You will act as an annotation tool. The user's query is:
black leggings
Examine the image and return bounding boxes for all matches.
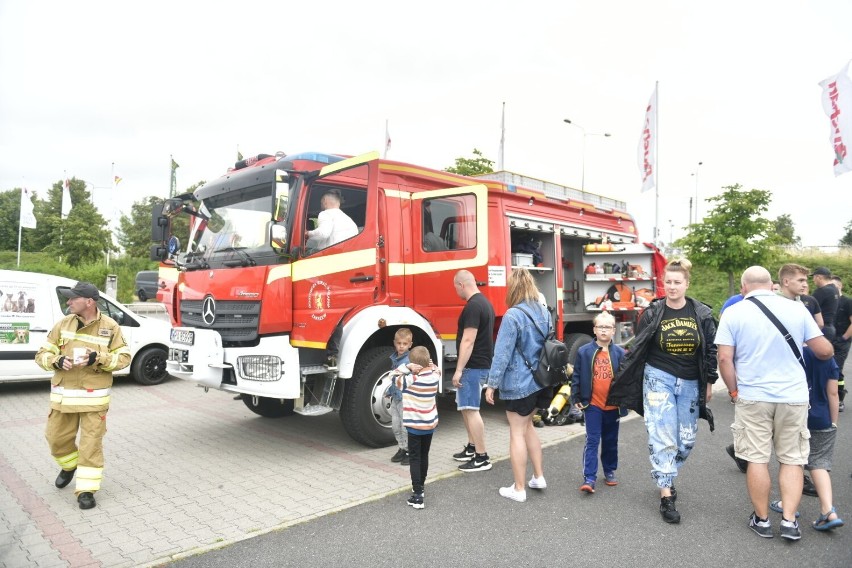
[408,432,433,494]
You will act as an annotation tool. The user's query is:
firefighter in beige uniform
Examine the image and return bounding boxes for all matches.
[35,282,130,510]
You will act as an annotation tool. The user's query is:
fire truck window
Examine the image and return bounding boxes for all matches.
[425,194,476,251]
[304,185,364,253]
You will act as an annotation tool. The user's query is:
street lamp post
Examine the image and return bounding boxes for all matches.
[563,119,611,191]
[691,161,703,224]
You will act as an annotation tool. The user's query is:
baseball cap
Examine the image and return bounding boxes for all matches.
[809,267,831,278]
[60,282,100,300]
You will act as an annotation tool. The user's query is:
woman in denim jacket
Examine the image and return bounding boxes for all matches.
[485,268,553,503]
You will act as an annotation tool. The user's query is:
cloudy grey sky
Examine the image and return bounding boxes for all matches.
[1,0,850,246]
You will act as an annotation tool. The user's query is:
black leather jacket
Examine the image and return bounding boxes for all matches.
[606,297,718,431]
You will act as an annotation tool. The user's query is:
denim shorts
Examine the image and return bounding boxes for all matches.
[456,368,488,410]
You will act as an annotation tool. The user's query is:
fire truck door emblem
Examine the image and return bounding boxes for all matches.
[308,280,330,321]
[202,295,216,326]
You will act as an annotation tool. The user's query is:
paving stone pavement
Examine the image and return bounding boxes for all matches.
[0,377,595,567]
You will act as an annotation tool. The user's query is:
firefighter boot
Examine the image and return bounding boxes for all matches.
[55,468,76,489]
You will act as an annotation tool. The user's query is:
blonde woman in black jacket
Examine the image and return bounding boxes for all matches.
[607,259,718,524]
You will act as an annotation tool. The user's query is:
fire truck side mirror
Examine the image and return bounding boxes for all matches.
[150,243,168,261]
[151,202,169,243]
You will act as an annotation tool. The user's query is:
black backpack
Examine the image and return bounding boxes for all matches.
[514,306,570,388]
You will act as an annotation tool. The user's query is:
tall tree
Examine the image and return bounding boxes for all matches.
[841,220,852,247]
[445,149,494,176]
[773,213,800,246]
[29,179,114,267]
[0,188,40,251]
[676,184,778,295]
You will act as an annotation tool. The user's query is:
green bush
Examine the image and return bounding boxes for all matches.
[687,249,852,317]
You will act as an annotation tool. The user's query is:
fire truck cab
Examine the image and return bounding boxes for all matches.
[152,151,663,447]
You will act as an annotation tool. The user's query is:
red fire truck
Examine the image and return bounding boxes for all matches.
[151,151,664,447]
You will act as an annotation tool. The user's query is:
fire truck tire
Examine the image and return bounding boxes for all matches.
[564,333,593,366]
[131,346,169,385]
[240,394,295,418]
[340,346,396,448]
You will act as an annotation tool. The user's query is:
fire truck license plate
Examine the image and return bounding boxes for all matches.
[171,329,195,346]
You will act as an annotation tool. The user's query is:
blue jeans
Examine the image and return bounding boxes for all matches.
[456,368,488,410]
[582,405,620,482]
[642,364,699,489]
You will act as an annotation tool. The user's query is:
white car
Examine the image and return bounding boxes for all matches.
[0,270,172,385]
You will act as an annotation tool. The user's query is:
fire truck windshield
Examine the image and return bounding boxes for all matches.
[184,184,281,269]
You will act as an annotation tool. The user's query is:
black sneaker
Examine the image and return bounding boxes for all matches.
[726,444,748,474]
[459,455,492,472]
[452,443,475,462]
[749,512,773,538]
[780,518,801,541]
[407,492,424,509]
[400,452,410,466]
[660,496,680,523]
[669,486,677,502]
[803,474,818,497]
[390,448,407,463]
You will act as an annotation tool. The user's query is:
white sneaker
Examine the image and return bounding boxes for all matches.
[499,485,527,502]
[528,475,547,489]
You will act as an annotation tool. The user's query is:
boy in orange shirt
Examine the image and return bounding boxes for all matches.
[570,312,627,493]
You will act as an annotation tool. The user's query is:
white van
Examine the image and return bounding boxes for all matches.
[0,270,172,385]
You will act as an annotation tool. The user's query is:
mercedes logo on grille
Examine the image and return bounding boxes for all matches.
[201,295,216,326]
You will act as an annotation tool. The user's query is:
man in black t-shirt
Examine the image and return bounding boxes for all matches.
[811,267,839,341]
[450,270,496,472]
[831,276,851,410]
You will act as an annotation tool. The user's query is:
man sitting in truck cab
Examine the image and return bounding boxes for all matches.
[305,189,358,250]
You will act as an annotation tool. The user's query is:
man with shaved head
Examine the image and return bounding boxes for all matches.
[716,266,834,541]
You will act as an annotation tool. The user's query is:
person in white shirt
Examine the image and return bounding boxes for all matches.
[305,190,358,250]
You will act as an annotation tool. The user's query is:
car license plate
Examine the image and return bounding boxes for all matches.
[171,329,195,346]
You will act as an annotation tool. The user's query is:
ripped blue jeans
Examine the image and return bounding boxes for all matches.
[642,364,699,489]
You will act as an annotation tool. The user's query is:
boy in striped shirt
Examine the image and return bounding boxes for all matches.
[396,345,439,509]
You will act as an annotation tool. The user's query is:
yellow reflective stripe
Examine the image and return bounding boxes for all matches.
[54,451,79,469]
[75,466,103,492]
[59,330,110,347]
[267,265,292,285]
[40,342,60,354]
[292,248,375,281]
[60,396,110,406]
[290,339,327,349]
[318,151,378,177]
[383,189,410,200]
[51,386,111,397]
[101,353,120,371]
[50,393,63,403]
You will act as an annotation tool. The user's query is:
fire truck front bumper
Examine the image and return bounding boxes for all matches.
[167,327,226,389]
[166,328,301,398]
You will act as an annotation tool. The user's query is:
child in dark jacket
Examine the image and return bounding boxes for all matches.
[571,312,626,493]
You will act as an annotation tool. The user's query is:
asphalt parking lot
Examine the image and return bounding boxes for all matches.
[0,376,591,568]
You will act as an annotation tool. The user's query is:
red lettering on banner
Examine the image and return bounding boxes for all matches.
[642,105,653,180]
[828,81,847,166]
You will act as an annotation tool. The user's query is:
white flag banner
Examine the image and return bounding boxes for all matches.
[819,60,852,177]
[638,86,657,193]
[61,178,72,218]
[384,120,391,158]
[20,187,37,229]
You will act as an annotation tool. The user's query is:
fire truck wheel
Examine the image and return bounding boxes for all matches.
[240,394,295,418]
[131,346,169,386]
[564,333,593,367]
[340,346,396,448]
